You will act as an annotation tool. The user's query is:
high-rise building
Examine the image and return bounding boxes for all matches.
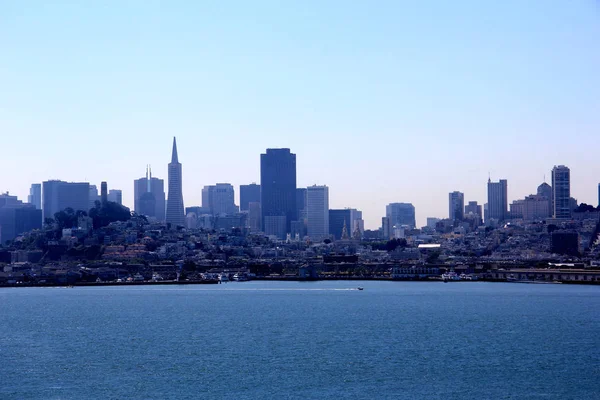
[89,185,100,210]
[509,195,550,221]
[42,180,90,221]
[100,182,108,204]
[598,183,600,208]
[0,193,42,243]
[134,166,166,221]
[537,182,553,217]
[108,190,122,205]
[385,203,416,229]
[28,184,42,210]
[306,185,329,241]
[166,137,185,227]
[487,179,508,222]
[260,148,297,238]
[329,208,363,240]
[247,202,262,232]
[240,183,261,211]
[551,165,571,219]
[202,184,238,215]
[464,201,482,219]
[449,191,465,221]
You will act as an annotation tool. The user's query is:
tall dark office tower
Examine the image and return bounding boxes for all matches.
[240,183,261,211]
[487,179,508,222]
[260,148,297,238]
[551,165,571,219]
[100,182,108,204]
[166,137,185,227]
[134,166,166,220]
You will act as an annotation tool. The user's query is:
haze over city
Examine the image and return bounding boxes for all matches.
[1,1,599,228]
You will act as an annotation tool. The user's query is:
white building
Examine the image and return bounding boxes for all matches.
[306,185,329,241]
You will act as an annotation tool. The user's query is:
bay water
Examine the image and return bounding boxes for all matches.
[1,281,599,399]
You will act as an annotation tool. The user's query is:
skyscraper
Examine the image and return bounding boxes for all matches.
[134,166,166,220]
[260,148,297,239]
[385,203,416,229]
[0,193,42,243]
[202,184,238,215]
[487,179,508,222]
[100,182,108,204]
[28,184,41,209]
[537,182,553,217]
[448,191,465,221]
[598,183,600,208]
[306,185,329,241]
[108,190,122,205]
[552,165,571,219]
[166,137,185,227]
[42,180,90,221]
[240,183,261,211]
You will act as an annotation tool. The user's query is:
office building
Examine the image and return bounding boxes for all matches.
[28,184,41,209]
[306,185,329,241]
[464,201,482,218]
[0,194,42,243]
[510,195,550,220]
[449,191,464,221]
[382,217,391,239]
[100,182,108,204]
[385,203,416,229]
[42,180,90,221]
[108,190,122,205]
[329,208,363,240]
[202,184,238,215]
[260,148,297,238]
[426,217,440,229]
[487,179,508,222]
[247,202,262,232]
[166,137,185,227]
[89,185,100,209]
[134,166,166,221]
[552,165,571,219]
[240,184,260,211]
[598,183,600,208]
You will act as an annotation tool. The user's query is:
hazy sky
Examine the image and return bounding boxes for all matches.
[1,1,599,229]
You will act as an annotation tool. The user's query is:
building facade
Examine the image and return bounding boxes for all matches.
[134,166,166,221]
[166,137,185,227]
[42,180,90,221]
[108,190,122,205]
[449,191,465,221]
[551,165,571,219]
[202,184,238,215]
[0,194,42,243]
[487,179,508,222]
[240,183,261,211]
[28,184,42,210]
[260,148,297,238]
[306,185,329,241]
[386,203,416,229]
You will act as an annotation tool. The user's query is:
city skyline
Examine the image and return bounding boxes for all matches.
[1,1,599,228]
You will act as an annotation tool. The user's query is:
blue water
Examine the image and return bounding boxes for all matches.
[1,281,599,399]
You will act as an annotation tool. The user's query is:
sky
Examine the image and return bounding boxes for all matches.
[1,1,599,229]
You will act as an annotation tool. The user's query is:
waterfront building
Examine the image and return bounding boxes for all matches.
[166,137,185,227]
[28,184,41,210]
[386,203,416,229]
[42,180,90,221]
[202,184,238,215]
[240,183,260,211]
[134,166,166,221]
[260,148,297,238]
[551,165,571,219]
[306,185,329,241]
[449,191,464,221]
[108,190,122,205]
[487,179,508,222]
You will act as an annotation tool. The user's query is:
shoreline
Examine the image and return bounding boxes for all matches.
[1,277,599,289]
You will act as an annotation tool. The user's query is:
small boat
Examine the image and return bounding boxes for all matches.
[357,287,364,291]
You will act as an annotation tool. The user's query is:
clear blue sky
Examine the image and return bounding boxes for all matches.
[1,1,599,228]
